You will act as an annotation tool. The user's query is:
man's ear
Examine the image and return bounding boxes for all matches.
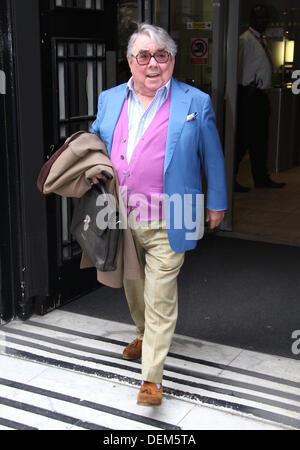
[127,55,133,72]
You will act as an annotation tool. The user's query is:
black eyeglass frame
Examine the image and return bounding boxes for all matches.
[131,50,171,65]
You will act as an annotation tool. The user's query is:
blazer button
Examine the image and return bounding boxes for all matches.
[122,138,126,143]
[120,155,125,160]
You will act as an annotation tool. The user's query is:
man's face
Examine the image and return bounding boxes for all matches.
[127,34,175,96]
[253,7,269,33]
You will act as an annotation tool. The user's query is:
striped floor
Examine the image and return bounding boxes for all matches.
[0,310,300,430]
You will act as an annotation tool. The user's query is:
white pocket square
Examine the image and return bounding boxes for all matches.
[186,112,198,121]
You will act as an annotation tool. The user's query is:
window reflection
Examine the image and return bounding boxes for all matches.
[54,38,105,260]
[56,39,105,134]
[117,0,139,84]
[234,1,300,245]
[54,0,103,9]
[169,0,213,94]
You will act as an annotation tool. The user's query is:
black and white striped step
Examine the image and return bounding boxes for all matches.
[0,311,299,430]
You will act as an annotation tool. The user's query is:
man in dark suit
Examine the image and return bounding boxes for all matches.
[235,4,286,192]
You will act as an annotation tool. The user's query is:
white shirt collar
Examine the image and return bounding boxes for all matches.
[126,77,171,97]
[249,26,262,38]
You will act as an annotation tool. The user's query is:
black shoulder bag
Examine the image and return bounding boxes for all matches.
[70,173,121,272]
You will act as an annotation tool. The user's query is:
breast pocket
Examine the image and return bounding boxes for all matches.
[183,116,199,135]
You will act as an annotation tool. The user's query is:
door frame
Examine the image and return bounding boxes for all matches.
[38,0,119,314]
[0,0,49,322]
[211,0,227,143]
[221,0,240,232]
[0,0,20,323]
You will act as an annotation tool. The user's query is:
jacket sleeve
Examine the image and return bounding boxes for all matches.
[90,93,104,137]
[199,95,228,211]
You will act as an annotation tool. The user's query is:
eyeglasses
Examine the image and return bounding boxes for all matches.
[132,50,171,65]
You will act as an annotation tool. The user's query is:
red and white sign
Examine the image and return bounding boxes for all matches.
[190,38,208,65]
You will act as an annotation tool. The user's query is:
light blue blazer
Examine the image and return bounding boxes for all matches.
[90,77,228,252]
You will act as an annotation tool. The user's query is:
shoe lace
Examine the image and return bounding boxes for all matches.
[141,387,152,394]
[140,382,160,394]
[131,338,140,348]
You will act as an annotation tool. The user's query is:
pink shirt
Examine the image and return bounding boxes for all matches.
[110,91,171,221]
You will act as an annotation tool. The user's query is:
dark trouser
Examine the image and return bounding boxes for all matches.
[235,85,271,185]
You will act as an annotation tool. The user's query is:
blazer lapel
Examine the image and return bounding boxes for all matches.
[164,78,192,174]
[103,80,191,165]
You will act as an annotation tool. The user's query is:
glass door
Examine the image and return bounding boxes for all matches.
[169,0,214,94]
[38,0,118,314]
[154,0,229,224]
[233,0,300,245]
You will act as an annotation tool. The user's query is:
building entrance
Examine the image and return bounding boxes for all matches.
[2,0,300,323]
[37,0,118,314]
[154,0,300,246]
[233,0,300,246]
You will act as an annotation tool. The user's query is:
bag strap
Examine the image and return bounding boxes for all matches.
[92,170,113,195]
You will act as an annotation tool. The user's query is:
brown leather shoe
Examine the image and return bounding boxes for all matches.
[137,382,163,405]
[122,338,142,360]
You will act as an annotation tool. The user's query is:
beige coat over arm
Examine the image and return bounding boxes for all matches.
[42,131,141,288]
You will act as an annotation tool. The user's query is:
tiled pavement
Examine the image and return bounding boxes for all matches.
[0,309,300,430]
[234,157,300,245]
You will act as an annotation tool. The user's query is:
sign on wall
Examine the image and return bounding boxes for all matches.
[190,38,208,65]
[186,22,212,30]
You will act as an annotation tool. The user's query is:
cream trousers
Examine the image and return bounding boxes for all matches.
[123,212,185,383]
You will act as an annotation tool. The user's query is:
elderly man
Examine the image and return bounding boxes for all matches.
[90,23,227,405]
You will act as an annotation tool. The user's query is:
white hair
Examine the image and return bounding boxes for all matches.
[127,23,177,57]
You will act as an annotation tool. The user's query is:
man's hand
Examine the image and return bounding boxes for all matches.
[90,173,108,185]
[206,209,225,230]
[90,170,113,185]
